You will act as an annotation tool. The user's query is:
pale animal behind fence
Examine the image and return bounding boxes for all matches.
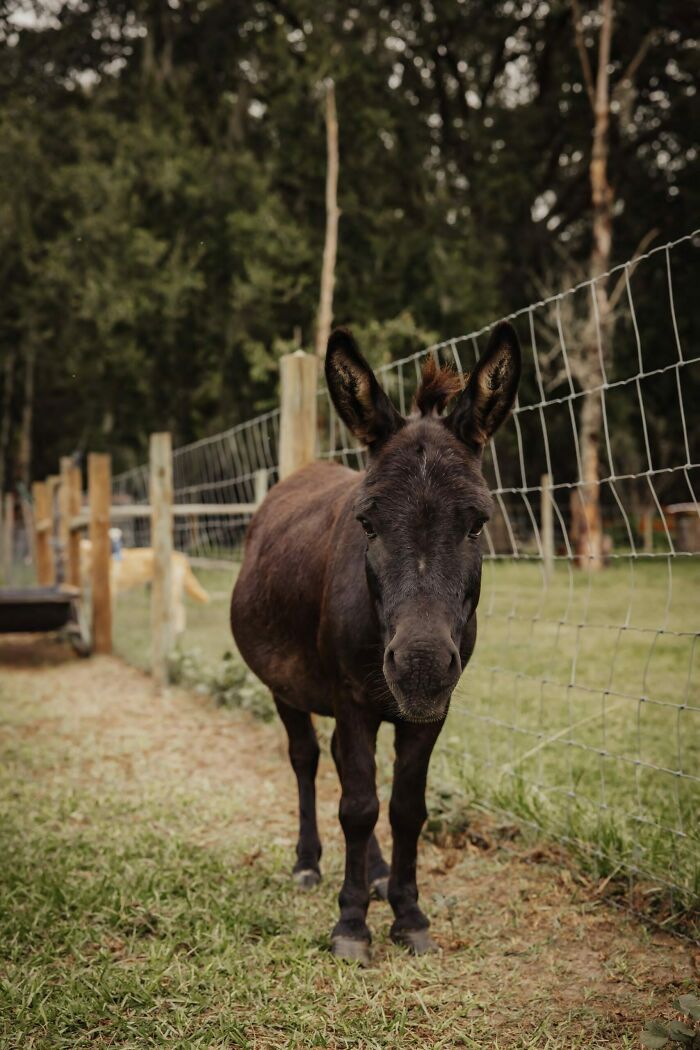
[112,231,700,909]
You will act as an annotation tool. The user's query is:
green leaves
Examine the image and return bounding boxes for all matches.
[678,997,700,1022]
[641,1023,670,1049]
[1,0,698,486]
[641,998,700,1048]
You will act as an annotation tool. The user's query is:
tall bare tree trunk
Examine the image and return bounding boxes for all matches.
[16,345,35,491]
[571,0,614,570]
[577,378,604,569]
[0,349,16,495]
[315,80,340,359]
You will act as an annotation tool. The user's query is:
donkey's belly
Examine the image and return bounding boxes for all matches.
[231,568,333,714]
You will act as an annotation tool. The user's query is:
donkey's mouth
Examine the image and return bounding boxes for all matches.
[385,680,453,723]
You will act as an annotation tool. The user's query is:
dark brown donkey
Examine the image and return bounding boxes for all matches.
[231,322,520,964]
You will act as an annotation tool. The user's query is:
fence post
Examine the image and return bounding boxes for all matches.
[254,468,269,506]
[59,457,72,582]
[541,473,554,582]
[89,453,112,654]
[68,466,82,588]
[642,508,654,554]
[150,432,173,689]
[33,481,55,586]
[279,350,318,480]
[2,492,13,585]
[47,474,61,516]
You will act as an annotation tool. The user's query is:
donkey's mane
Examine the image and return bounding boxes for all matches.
[413,356,465,417]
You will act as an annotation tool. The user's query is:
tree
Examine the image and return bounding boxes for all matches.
[568,0,670,568]
[314,80,340,359]
[570,0,616,569]
[0,0,696,489]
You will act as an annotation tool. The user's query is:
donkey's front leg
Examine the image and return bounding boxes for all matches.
[331,708,381,965]
[388,718,444,955]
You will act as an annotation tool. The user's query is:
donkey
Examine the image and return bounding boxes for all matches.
[231,321,520,964]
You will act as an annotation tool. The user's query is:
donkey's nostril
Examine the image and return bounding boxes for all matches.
[444,641,461,680]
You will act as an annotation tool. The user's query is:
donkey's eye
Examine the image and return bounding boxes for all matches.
[357,516,377,540]
[468,518,486,539]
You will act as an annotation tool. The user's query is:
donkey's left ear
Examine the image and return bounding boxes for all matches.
[444,322,521,449]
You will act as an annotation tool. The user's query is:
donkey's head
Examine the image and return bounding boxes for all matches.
[326,323,520,722]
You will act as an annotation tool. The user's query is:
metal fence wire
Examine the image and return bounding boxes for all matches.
[114,230,700,911]
[112,410,280,560]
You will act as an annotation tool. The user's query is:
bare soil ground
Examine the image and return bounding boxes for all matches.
[0,635,697,1048]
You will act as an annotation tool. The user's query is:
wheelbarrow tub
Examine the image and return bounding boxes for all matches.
[0,587,80,634]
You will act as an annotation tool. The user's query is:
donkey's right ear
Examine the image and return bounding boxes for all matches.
[325,328,404,449]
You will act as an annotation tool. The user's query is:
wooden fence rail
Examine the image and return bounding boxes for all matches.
[68,502,258,530]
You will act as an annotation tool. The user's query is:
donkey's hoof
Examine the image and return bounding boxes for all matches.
[331,936,372,966]
[369,875,389,901]
[391,927,439,955]
[293,868,321,891]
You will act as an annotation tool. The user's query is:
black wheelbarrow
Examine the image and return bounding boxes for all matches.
[0,586,91,656]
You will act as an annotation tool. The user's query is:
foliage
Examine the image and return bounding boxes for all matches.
[641,996,700,1048]
[168,645,275,722]
[0,0,697,484]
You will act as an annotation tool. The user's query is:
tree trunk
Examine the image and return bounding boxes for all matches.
[0,348,16,495]
[16,345,35,491]
[314,80,340,359]
[576,383,604,568]
[571,0,614,571]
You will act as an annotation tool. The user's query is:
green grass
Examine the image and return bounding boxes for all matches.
[454,558,700,902]
[1,649,694,1047]
[113,558,700,911]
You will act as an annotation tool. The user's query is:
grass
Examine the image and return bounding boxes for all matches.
[112,557,700,919]
[449,557,700,910]
[0,644,695,1047]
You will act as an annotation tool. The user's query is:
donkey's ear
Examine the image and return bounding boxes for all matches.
[325,327,404,449]
[444,321,521,449]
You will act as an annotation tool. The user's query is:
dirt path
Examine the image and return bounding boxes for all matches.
[1,636,698,1048]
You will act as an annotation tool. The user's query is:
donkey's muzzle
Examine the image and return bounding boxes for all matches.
[383,625,461,720]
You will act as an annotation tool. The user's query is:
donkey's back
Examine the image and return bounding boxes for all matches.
[231,460,359,715]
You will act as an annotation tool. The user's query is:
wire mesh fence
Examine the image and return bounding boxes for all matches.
[319,230,700,912]
[110,230,699,912]
[112,410,280,561]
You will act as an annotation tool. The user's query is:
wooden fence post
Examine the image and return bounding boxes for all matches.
[59,457,72,582]
[47,474,61,516]
[254,468,269,506]
[89,453,112,654]
[642,508,654,554]
[2,492,13,585]
[33,481,55,586]
[541,473,554,582]
[279,350,318,480]
[150,432,173,689]
[68,466,82,588]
